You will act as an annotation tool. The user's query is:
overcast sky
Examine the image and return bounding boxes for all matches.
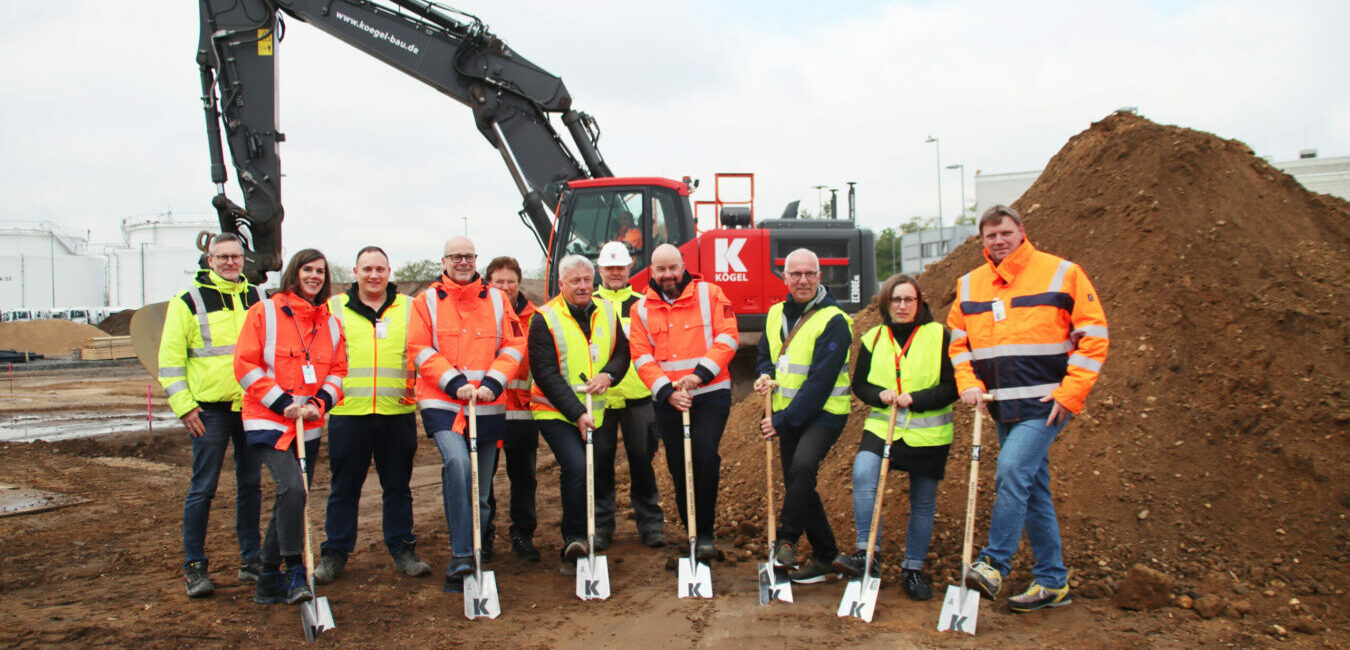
[2,0,1346,276]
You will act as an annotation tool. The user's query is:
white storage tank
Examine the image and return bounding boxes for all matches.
[0,223,108,309]
[106,213,216,307]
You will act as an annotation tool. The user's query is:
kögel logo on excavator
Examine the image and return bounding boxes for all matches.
[713,238,749,283]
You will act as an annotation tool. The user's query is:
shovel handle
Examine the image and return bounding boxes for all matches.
[295,416,317,592]
[682,401,696,548]
[762,393,777,552]
[585,391,595,556]
[468,393,483,572]
[960,403,983,574]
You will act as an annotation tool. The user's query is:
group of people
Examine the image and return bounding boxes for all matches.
[161,203,1107,615]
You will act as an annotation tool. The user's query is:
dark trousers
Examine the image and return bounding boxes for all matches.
[594,399,664,535]
[182,408,261,567]
[489,418,539,539]
[777,422,843,561]
[258,440,315,565]
[654,390,730,542]
[320,413,418,558]
[537,419,589,542]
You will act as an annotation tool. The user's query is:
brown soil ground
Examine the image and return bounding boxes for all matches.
[98,310,137,336]
[0,320,108,358]
[1,112,1347,648]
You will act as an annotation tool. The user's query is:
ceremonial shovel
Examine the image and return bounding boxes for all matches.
[294,416,335,641]
[677,403,712,598]
[463,395,501,619]
[938,400,989,635]
[576,392,610,600]
[839,405,907,622]
[758,392,791,605]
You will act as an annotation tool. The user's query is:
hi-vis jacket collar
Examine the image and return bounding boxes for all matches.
[984,239,1037,285]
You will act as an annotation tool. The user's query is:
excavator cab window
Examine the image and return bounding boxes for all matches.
[560,186,687,278]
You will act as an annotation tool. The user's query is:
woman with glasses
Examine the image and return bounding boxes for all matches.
[834,274,956,601]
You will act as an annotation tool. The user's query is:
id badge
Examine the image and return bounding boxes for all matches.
[776,356,788,375]
[991,298,1007,322]
[302,364,317,384]
[374,318,388,339]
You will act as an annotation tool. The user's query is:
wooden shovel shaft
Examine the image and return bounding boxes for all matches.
[585,393,595,559]
[295,416,316,591]
[469,396,483,581]
[763,394,776,553]
[682,406,696,549]
[960,405,983,573]
[862,406,901,578]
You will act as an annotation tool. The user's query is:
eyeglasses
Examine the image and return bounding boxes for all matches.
[211,254,244,262]
[786,271,819,280]
[889,296,918,305]
[443,253,478,263]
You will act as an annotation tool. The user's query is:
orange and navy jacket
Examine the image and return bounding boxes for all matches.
[235,291,348,450]
[408,273,525,435]
[629,271,739,404]
[503,293,538,421]
[947,240,1109,423]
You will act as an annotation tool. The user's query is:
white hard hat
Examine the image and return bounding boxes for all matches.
[597,241,633,267]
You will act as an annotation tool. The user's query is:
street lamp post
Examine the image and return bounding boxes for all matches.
[946,163,966,226]
[925,136,942,231]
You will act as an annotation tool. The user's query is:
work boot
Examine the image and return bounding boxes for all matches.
[772,540,798,571]
[593,530,613,553]
[393,544,431,577]
[184,560,214,598]
[253,569,287,605]
[695,537,718,562]
[1008,581,1072,613]
[562,538,588,562]
[237,557,263,584]
[312,550,346,585]
[964,558,1003,600]
[285,565,313,605]
[443,556,472,594]
[832,549,880,579]
[901,568,933,601]
[789,558,837,584]
[641,529,667,549]
[510,533,541,562]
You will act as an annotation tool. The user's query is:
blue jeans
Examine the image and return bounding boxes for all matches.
[979,416,1070,589]
[851,450,938,570]
[431,428,498,561]
[321,413,418,558]
[182,408,262,567]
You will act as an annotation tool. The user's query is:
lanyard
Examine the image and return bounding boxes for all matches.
[886,325,921,395]
[287,306,321,366]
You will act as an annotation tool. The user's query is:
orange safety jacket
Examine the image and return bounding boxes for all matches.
[503,296,538,421]
[947,240,1109,422]
[235,291,348,450]
[408,275,525,430]
[629,272,739,403]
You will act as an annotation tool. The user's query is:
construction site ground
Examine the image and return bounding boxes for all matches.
[2,112,1347,648]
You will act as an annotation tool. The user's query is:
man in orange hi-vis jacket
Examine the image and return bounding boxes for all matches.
[629,243,738,560]
[948,205,1109,614]
[407,236,526,594]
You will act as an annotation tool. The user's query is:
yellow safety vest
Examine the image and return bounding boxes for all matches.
[530,295,617,428]
[157,270,263,416]
[860,322,954,446]
[594,285,651,406]
[328,293,416,416]
[766,302,852,415]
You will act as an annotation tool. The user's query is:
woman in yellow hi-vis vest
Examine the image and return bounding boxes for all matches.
[837,274,956,601]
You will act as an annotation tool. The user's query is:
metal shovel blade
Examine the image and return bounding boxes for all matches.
[300,596,335,641]
[575,555,610,600]
[837,575,880,622]
[937,584,979,635]
[757,561,792,605]
[463,571,501,620]
[677,557,713,599]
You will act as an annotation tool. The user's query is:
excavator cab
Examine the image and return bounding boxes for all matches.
[546,177,696,293]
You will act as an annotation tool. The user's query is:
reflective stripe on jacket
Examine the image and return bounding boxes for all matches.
[629,274,738,402]
[503,297,538,421]
[235,292,347,449]
[157,270,264,416]
[408,276,525,419]
[594,285,651,406]
[766,301,852,416]
[860,322,953,446]
[529,295,617,428]
[328,293,415,416]
[947,240,1109,422]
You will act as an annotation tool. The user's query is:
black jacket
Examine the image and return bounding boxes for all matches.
[528,298,630,423]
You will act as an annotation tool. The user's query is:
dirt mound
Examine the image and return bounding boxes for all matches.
[0,320,108,357]
[708,111,1350,629]
[97,309,136,336]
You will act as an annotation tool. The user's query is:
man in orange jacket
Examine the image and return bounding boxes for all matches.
[408,236,525,593]
[948,205,1109,613]
[629,244,738,559]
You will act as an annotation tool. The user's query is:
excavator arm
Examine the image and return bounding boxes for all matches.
[197,0,612,280]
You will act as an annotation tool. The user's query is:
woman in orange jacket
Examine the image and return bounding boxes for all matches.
[234,249,347,606]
